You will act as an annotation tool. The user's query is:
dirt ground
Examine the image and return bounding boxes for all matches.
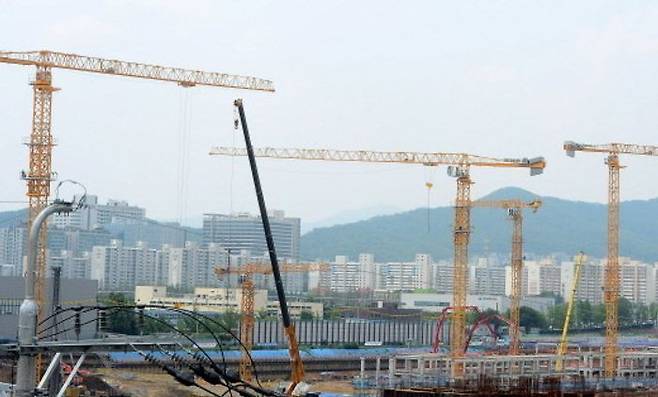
[96,368,358,396]
[96,368,227,397]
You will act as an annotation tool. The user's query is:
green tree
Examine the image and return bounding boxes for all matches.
[593,303,606,325]
[649,302,658,322]
[102,293,138,335]
[546,303,566,329]
[519,306,546,330]
[575,300,593,327]
[634,302,649,323]
[300,310,314,321]
[324,306,341,320]
[466,310,480,325]
[141,317,171,334]
[618,297,633,325]
[256,308,271,320]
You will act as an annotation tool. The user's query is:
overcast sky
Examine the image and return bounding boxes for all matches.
[1,1,658,227]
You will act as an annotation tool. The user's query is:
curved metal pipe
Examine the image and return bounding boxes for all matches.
[16,201,73,396]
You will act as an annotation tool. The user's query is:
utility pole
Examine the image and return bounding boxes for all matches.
[15,201,73,396]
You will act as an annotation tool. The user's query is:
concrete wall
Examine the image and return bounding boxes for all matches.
[0,276,98,340]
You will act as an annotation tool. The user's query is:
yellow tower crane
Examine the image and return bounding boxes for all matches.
[471,198,542,355]
[209,146,545,376]
[564,141,658,377]
[0,50,274,330]
[556,251,586,372]
[215,262,328,381]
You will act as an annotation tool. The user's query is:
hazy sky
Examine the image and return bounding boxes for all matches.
[2,1,658,227]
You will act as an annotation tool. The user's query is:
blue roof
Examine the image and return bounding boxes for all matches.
[108,346,429,363]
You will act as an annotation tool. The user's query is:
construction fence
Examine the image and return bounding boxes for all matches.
[244,319,442,346]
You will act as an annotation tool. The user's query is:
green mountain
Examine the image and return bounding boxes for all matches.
[0,208,27,227]
[300,187,658,262]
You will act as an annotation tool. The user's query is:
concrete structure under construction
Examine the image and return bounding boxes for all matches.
[386,350,658,384]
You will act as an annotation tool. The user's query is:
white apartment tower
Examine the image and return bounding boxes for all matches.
[0,225,26,276]
[619,257,650,304]
[48,250,91,279]
[525,259,561,296]
[432,261,453,293]
[323,254,377,293]
[91,240,158,291]
[471,258,506,296]
[165,242,227,290]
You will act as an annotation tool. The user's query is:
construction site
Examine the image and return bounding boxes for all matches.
[2,3,658,397]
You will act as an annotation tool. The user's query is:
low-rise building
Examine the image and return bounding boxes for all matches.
[134,285,323,319]
[135,285,268,313]
[267,301,324,319]
[399,293,510,313]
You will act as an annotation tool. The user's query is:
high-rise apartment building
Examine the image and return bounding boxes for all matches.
[525,259,561,296]
[470,258,506,296]
[48,227,112,256]
[91,240,159,291]
[561,257,654,305]
[0,225,26,276]
[619,257,650,304]
[49,250,91,279]
[416,254,433,289]
[52,195,146,230]
[432,261,453,293]
[203,211,300,260]
[164,242,227,290]
[380,261,424,291]
[319,254,377,293]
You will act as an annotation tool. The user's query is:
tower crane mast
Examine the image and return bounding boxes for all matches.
[215,263,329,381]
[0,50,273,344]
[564,141,658,377]
[210,146,545,376]
[471,199,542,355]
